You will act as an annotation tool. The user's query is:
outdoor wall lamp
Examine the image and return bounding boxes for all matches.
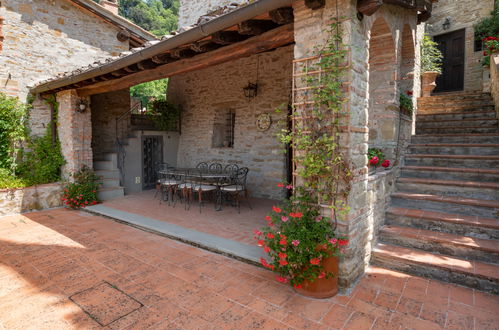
[76,99,88,113]
[243,82,258,100]
[442,18,451,30]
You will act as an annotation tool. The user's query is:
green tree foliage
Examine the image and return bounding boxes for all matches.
[421,35,443,73]
[119,0,179,36]
[475,1,499,41]
[130,78,168,109]
[0,93,27,173]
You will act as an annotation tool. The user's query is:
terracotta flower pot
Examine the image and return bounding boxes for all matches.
[294,247,339,299]
[421,71,439,97]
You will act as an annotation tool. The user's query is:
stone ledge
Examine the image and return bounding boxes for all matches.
[0,182,63,216]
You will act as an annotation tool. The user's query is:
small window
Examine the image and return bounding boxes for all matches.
[474,37,483,52]
[212,109,235,148]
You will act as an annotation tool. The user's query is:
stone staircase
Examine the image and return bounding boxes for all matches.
[372,92,499,294]
[93,152,125,201]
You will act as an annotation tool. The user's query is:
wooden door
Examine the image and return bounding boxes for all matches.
[434,29,465,93]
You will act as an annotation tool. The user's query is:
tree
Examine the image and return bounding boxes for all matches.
[119,0,179,37]
[131,78,168,109]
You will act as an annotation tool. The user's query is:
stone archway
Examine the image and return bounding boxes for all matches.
[367,17,398,160]
[400,24,415,94]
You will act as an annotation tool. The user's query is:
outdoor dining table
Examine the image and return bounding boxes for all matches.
[157,167,234,210]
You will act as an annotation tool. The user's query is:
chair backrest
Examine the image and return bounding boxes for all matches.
[155,163,170,180]
[224,164,239,175]
[235,167,249,187]
[209,163,222,173]
[196,162,208,170]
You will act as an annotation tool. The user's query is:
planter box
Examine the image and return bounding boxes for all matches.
[0,183,63,216]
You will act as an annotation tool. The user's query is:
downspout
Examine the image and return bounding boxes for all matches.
[31,0,294,94]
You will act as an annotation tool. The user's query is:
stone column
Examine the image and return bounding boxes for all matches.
[56,89,92,179]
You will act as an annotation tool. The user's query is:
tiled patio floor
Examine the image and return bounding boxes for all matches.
[101,190,274,245]
[0,209,498,329]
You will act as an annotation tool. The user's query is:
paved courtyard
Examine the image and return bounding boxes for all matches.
[0,208,497,329]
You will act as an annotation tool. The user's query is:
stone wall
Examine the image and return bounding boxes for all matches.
[178,0,246,27]
[91,89,131,159]
[293,0,418,288]
[167,45,293,200]
[426,0,495,91]
[0,183,63,216]
[57,90,93,179]
[490,54,499,119]
[0,0,129,100]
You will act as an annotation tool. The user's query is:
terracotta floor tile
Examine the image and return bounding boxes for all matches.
[395,296,423,318]
[321,303,354,328]
[217,303,252,324]
[69,281,142,326]
[449,285,474,305]
[474,291,499,313]
[373,290,400,310]
[247,297,289,321]
[420,302,448,327]
[343,311,376,330]
[445,310,474,329]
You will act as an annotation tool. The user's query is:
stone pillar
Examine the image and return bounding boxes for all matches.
[56,90,92,179]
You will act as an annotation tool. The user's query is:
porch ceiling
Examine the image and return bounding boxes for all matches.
[31,0,295,97]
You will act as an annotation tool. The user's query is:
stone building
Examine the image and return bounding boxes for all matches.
[0,0,155,127]
[425,0,495,93]
[29,0,435,288]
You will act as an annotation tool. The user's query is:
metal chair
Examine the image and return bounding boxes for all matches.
[155,163,170,199]
[192,171,218,213]
[209,163,222,173]
[177,170,195,210]
[220,167,252,213]
[196,162,208,170]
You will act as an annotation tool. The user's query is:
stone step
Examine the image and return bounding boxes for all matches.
[416,126,499,134]
[99,178,121,188]
[98,186,125,201]
[405,154,499,169]
[95,169,120,180]
[391,192,499,218]
[417,92,492,103]
[407,144,499,156]
[401,166,499,183]
[396,177,499,201]
[93,160,115,171]
[103,153,118,167]
[372,243,499,293]
[417,103,494,111]
[417,110,497,121]
[416,118,499,128]
[386,206,499,240]
[411,133,499,144]
[380,225,499,263]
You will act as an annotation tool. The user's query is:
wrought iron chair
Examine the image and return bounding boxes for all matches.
[177,170,195,210]
[155,163,170,199]
[196,162,208,170]
[192,171,218,213]
[220,167,252,213]
[209,163,223,173]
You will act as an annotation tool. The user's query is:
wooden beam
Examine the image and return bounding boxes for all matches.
[170,48,197,59]
[77,24,294,97]
[238,20,278,35]
[151,53,172,64]
[190,40,221,53]
[123,64,139,73]
[357,0,383,16]
[269,7,294,25]
[211,31,247,45]
[305,0,325,10]
[137,59,160,70]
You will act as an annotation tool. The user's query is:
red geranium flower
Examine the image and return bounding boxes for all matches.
[406,90,413,96]
[266,233,275,239]
[278,252,287,259]
[257,240,265,247]
[276,276,288,283]
[265,215,272,221]
[310,258,321,265]
[369,156,379,165]
[293,283,302,289]
[289,212,303,218]
[272,206,282,213]
[279,259,288,266]
[338,239,349,246]
[279,238,287,246]
[277,183,285,188]
[263,246,271,253]
[381,159,390,168]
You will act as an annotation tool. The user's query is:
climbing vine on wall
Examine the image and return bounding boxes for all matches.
[279,17,351,222]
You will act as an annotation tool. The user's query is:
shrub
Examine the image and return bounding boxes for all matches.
[474,2,499,42]
[18,124,65,185]
[62,167,100,209]
[147,99,181,131]
[481,37,499,67]
[0,92,28,174]
[0,168,30,189]
[399,93,414,114]
[421,35,443,73]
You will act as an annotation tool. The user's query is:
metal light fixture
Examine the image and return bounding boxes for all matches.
[442,18,451,30]
[76,99,87,113]
[243,82,258,99]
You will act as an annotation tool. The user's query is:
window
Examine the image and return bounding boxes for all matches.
[212,109,235,148]
[474,37,483,52]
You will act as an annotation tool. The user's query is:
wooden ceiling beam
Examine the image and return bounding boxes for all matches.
[238,20,278,35]
[211,31,247,45]
[190,40,221,53]
[137,59,160,70]
[170,48,197,59]
[269,7,294,25]
[151,53,172,64]
[77,23,294,97]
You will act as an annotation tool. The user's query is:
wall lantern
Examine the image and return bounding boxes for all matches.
[76,99,88,113]
[442,18,451,30]
[243,82,258,100]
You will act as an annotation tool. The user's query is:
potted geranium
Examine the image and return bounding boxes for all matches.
[482,36,499,67]
[61,166,100,209]
[255,184,348,298]
[421,35,443,97]
[400,91,414,116]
